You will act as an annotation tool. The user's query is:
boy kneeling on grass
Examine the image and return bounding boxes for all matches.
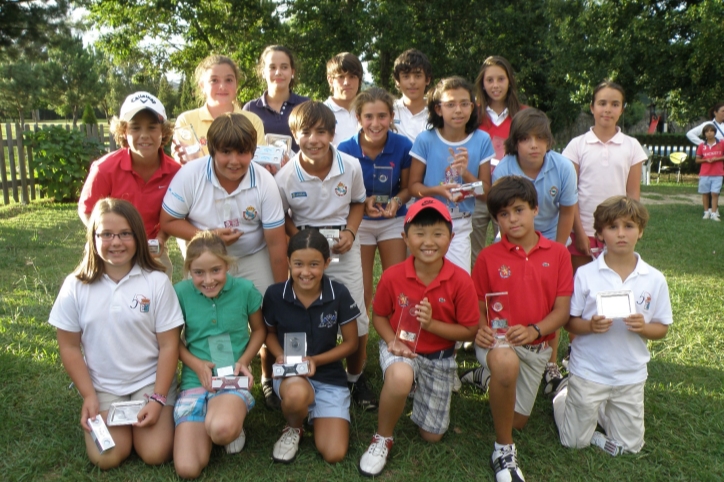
[358,198,479,477]
[551,196,672,454]
[472,176,573,482]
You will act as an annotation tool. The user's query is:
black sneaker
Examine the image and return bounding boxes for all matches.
[263,379,281,410]
[349,373,378,411]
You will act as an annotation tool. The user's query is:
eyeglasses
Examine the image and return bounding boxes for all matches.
[95,231,134,241]
[440,101,474,110]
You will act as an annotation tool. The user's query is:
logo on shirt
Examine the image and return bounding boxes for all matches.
[335,182,348,196]
[320,311,337,328]
[398,293,410,307]
[438,297,446,303]
[542,262,550,267]
[292,191,307,198]
[243,205,257,221]
[637,291,652,311]
[130,294,150,313]
[200,137,207,146]
[549,186,558,197]
[498,265,511,278]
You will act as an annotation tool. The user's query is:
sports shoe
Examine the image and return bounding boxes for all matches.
[460,366,491,393]
[703,211,711,220]
[225,429,246,454]
[452,373,462,393]
[462,341,475,351]
[545,373,569,398]
[359,434,394,477]
[349,373,378,411]
[272,426,303,463]
[711,212,721,222]
[490,444,525,482]
[263,379,281,410]
[543,363,562,385]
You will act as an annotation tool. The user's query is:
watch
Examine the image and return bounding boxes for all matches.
[528,323,542,340]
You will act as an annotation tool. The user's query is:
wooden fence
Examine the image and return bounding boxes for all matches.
[0,122,117,205]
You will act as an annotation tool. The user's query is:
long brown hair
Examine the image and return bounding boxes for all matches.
[475,56,522,127]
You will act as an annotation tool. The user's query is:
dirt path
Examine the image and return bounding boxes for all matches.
[640,192,700,206]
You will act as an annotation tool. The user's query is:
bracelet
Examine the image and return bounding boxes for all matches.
[148,393,167,406]
[528,324,542,340]
[392,196,403,206]
[343,228,356,241]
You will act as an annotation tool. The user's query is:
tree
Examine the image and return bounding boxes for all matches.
[0,0,71,60]
[81,104,97,125]
[0,60,45,124]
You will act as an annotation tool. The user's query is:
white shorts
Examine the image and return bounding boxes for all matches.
[358,217,405,245]
[446,216,473,274]
[553,374,645,453]
[325,239,369,336]
[96,382,178,413]
[230,246,275,295]
[475,343,551,416]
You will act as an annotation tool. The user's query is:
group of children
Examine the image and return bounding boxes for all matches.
[52,47,678,481]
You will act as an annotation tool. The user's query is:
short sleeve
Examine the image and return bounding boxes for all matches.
[400,137,413,170]
[476,131,495,165]
[262,286,279,327]
[78,157,111,215]
[569,271,588,317]
[471,252,491,302]
[256,167,285,229]
[492,156,514,183]
[410,132,430,164]
[274,162,292,213]
[650,274,673,325]
[372,271,395,318]
[696,144,704,157]
[350,162,367,203]
[555,248,574,297]
[48,275,81,332]
[162,162,196,219]
[557,157,579,207]
[151,273,185,333]
[454,274,481,326]
[335,283,362,325]
[562,138,580,166]
[246,283,263,315]
[628,138,648,166]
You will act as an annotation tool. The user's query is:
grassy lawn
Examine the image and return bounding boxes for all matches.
[1,184,722,481]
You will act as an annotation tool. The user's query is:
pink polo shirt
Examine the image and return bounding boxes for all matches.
[79,148,181,239]
[562,128,647,237]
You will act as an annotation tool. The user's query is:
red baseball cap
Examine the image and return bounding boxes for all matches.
[404,197,452,225]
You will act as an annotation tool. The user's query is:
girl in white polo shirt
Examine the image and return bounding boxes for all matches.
[49,198,184,470]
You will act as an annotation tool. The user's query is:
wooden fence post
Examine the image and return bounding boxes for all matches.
[0,124,8,204]
[6,123,18,202]
[25,124,37,200]
[16,122,29,204]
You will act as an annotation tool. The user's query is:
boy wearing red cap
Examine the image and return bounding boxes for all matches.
[358,197,479,477]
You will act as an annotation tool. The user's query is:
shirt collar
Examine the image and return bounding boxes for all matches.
[193,273,233,297]
[291,145,345,182]
[200,104,243,122]
[204,156,256,193]
[499,231,551,254]
[596,251,649,275]
[403,255,455,290]
[104,263,142,284]
[353,130,397,158]
[325,97,351,113]
[584,127,624,145]
[282,275,336,306]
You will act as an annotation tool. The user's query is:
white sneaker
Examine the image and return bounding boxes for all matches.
[272,426,302,463]
[711,212,721,222]
[460,366,491,393]
[490,444,525,482]
[703,211,711,219]
[225,429,246,454]
[452,373,462,393]
[359,434,394,477]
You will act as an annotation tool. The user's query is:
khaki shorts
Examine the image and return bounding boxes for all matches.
[96,381,178,412]
[475,343,551,416]
[325,239,369,336]
[358,217,405,245]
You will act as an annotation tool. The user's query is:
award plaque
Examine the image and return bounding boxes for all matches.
[107,400,146,426]
[596,290,635,319]
[372,166,394,205]
[486,292,510,348]
[88,415,115,453]
[272,332,310,378]
[208,333,235,377]
[252,145,285,169]
[265,134,293,155]
[174,125,205,161]
[211,376,250,390]
[393,298,421,353]
[319,228,340,263]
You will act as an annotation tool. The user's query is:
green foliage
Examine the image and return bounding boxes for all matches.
[0,61,46,124]
[24,126,105,202]
[0,0,71,61]
[621,100,646,129]
[81,104,97,125]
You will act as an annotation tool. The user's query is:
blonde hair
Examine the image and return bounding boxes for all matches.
[183,231,235,275]
[109,111,174,149]
[194,55,242,104]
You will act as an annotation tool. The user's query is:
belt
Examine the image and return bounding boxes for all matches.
[450,212,472,220]
[520,340,549,354]
[419,347,455,360]
[297,225,346,231]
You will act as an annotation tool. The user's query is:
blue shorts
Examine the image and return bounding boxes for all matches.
[173,387,255,425]
[273,377,350,422]
[698,176,723,194]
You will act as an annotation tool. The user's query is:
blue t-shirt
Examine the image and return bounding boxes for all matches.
[337,131,413,220]
[493,150,578,240]
[410,129,494,213]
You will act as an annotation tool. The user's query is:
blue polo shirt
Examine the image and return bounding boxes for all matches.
[262,276,360,387]
[243,92,310,152]
[337,130,413,220]
[493,150,578,241]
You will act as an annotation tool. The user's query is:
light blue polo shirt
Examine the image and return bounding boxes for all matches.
[492,150,578,240]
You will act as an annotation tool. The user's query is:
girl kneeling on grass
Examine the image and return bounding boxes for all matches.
[49,198,184,469]
[172,231,265,479]
[262,230,360,464]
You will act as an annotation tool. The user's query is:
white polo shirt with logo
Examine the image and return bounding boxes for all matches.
[393,98,429,142]
[324,97,359,145]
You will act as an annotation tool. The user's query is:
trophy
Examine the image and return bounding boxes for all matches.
[486,292,510,348]
[393,297,421,353]
[107,400,146,426]
[319,228,340,263]
[596,290,635,320]
[88,415,115,453]
[451,181,483,202]
[372,166,394,206]
[265,134,293,155]
[208,333,235,377]
[252,145,285,170]
[272,332,311,378]
[174,125,204,161]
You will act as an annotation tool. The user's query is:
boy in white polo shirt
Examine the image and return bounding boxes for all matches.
[324,52,363,145]
[392,49,432,142]
[275,100,377,410]
[552,196,672,454]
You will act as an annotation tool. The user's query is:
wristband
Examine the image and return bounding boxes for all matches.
[528,324,542,340]
[343,228,356,241]
[392,196,403,206]
[148,393,167,406]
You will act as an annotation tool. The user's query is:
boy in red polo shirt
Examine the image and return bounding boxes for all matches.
[358,198,479,477]
[470,176,572,482]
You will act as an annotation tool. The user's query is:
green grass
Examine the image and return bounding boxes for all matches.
[1,188,723,481]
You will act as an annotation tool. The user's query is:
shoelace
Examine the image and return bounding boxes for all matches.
[281,427,301,443]
[368,435,390,456]
[497,449,518,470]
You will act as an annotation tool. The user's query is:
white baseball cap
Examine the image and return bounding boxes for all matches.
[119,91,167,122]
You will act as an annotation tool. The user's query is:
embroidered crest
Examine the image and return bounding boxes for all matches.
[320,311,337,328]
[130,294,150,312]
[499,265,511,278]
[637,291,652,311]
[335,182,348,196]
[549,186,558,197]
[439,297,446,303]
[542,262,550,267]
[200,137,207,146]
[398,293,410,307]
[243,205,257,221]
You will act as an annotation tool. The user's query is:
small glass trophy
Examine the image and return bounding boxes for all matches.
[372,166,394,206]
[596,290,635,320]
[486,292,510,348]
[319,228,340,263]
[174,125,204,162]
[107,400,146,426]
[265,134,293,155]
[272,332,310,377]
[393,298,421,353]
[208,333,235,377]
[447,151,463,186]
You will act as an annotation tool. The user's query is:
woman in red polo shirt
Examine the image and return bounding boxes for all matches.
[78,92,180,277]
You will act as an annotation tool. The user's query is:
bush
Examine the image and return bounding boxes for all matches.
[24,126,105,202]
[81,104,97,125]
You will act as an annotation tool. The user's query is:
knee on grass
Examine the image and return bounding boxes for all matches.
[419,428,444,443]
[174,459,206,480]
[89,447,130,470]
[317,444,347,464]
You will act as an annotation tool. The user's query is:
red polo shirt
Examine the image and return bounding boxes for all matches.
[373,256,479,354]
[79,148,181,239]
[472,232,573,343]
